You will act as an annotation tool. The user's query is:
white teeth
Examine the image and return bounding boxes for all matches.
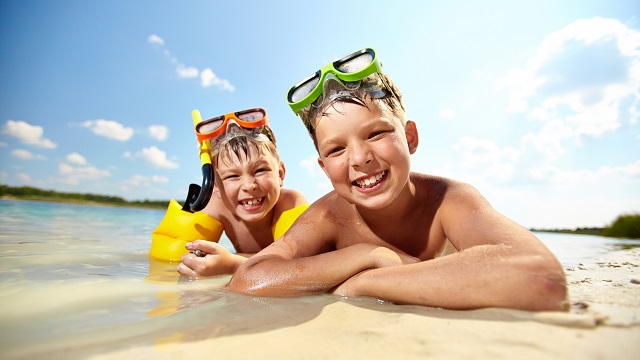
[356,171,386,188]
[241,198,263,206]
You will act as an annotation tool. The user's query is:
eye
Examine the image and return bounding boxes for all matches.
[326,146,345,157]
[368,129,389,139]
[222,174,239,181]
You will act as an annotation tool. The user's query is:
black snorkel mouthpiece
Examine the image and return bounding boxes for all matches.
[185,109,215,212]
[184,164,213,212]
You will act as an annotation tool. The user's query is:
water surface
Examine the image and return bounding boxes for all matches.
[0,199,637,359]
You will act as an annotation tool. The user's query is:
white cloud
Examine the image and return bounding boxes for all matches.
[125,146,179,169]
[439,108,457,119]
[148,34,235,91]
[148,125,169,141]
[530,160,640,185]
[11,149,45,160]
[498,17,640,154]
[82,119,134,141]
[521,119,573,158]
[447,136,520,183]
[2,120,57,148]
[0,142,7,147]
[147,34,164,46]
[17,173,32,183]
[125,174,170,187]
[58,163,110,185]
[177,66,199,79]
[201,68,236,92]
[66,152,87,165]
[300,155,323,178]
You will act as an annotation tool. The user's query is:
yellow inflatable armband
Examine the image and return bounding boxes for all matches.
[272,204,309,240]
[150,199,223,262]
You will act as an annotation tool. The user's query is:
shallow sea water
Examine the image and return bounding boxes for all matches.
[0,199,637,359]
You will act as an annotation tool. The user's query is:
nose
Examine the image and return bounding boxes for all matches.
[241,176,258,191]
[350,143,373,168]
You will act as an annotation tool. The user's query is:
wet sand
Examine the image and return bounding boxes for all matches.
[88,248,640,360]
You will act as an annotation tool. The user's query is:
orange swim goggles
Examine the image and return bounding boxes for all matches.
[194,108,269,143]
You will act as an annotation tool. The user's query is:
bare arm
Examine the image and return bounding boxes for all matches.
[333,184,568,311]
[177,240,252,278]
[228,203,418,296]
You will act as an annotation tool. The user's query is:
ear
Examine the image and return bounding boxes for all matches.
[405,120,419,154]
[212,177,222,198]
[317,157,329,177]
[278,161,286,187]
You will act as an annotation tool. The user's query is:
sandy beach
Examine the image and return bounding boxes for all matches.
[86,247,640,360]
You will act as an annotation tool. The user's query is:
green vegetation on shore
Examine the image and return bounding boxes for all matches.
[0,184,169,209]
[531,227,604,236]
[602,213,640,239]
[531,213,640,240]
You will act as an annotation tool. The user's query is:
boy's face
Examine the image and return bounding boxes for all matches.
[315,99,418,210]
[214,146,285,222]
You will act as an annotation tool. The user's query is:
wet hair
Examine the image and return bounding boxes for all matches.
[298,73,406,151]
[208,126,279,168]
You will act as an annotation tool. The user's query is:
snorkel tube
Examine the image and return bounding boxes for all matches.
[148,109,223,263]
[187,109,213,212]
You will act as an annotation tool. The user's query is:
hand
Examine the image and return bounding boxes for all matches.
[332,246,419,297]
[331,270,364,297]
[176,240,241,279]
[370,246,419,268]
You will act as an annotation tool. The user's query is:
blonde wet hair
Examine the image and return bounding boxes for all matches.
[206,126,279,168]
[298,73,407,151]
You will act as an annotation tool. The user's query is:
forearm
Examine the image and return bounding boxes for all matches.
[338,245,569,311]
[228,243,391,296]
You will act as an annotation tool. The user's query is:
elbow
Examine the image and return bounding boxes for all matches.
[526,262,570,312]
[227,263,259,295]
[227,256,283,296]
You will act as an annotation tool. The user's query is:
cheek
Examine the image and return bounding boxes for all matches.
[219,181,239,196]
[257,173,280,189]
[324,159,347,179]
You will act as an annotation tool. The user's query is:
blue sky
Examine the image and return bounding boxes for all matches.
[1,0,639,229]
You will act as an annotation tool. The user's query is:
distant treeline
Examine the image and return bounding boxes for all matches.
[531,227,604,236]
[532,213,640,240]
[0,184,169,209]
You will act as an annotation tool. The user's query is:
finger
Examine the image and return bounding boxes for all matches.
[185,240,220,254]
[181,252,206,269]
[176,262,196,277]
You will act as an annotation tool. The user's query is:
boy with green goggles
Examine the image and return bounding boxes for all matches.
[230,47,568,312]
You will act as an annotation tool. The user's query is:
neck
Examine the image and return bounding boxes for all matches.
[353,174,417,225]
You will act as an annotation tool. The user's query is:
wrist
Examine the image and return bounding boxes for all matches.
[228,253,248,273]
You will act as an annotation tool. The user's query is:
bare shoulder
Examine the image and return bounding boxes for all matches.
[201,191,226,220]
[423,175,535,249]
[296,191,348,222]
[278,188,309,208]
[273,191,345,256]
[282,191,351,239]
[409,173,487,207]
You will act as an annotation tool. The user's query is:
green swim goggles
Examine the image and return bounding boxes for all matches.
[286,47,386,114]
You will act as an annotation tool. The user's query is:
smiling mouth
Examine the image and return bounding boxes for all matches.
[353,171,387,189]
[240,197,264,207]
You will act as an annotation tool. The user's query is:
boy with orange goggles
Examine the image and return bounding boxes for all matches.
[175,107,308,279]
